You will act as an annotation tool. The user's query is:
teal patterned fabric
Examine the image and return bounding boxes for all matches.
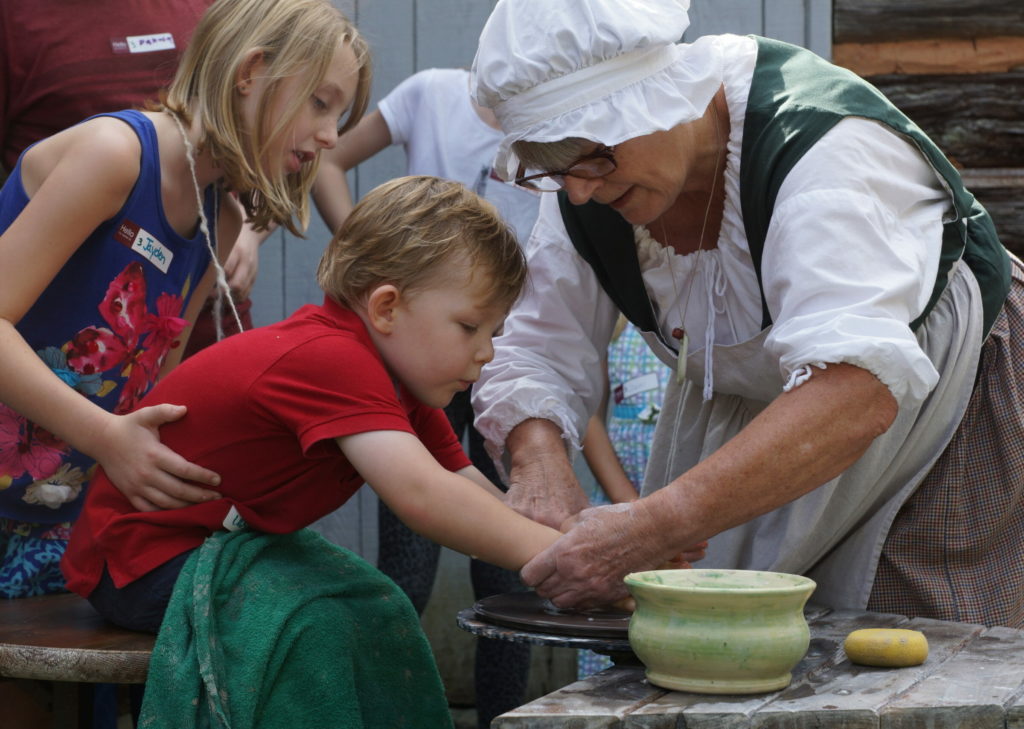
[0,527,68,598]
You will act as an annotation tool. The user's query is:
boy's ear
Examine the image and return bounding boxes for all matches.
[365,285,402,334]
[236,49,265,95]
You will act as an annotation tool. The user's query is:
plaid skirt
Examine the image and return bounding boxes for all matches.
[868,255,1024,627]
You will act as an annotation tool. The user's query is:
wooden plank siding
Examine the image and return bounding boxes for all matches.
[833,0,1024,256]
[866,73,1024,169]
[834,0,1024,43]
[251,1,834,558]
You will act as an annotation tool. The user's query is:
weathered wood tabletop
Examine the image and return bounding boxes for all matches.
[467,604,1024,729]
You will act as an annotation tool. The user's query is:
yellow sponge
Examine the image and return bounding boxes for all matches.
[844,628,928,667]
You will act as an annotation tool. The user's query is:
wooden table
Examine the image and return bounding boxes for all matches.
[463,604,1024,728]
[0,593,153,729]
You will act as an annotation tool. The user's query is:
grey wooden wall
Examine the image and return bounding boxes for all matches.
[252,0,833,560]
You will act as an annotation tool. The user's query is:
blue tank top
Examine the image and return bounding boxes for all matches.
[0,110,216,528]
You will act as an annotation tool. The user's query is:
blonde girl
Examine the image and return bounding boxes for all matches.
[0,0,370,597]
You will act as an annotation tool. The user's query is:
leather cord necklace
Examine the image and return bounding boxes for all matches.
[167,109,243,338]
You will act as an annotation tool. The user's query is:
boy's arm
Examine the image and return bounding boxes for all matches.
[337,429,561,570]
[455,464,507,501]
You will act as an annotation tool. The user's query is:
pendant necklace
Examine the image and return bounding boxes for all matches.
[663,98,724,385]
[166,109,244,338]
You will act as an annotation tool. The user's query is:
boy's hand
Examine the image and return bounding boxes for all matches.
[95,405,221,511]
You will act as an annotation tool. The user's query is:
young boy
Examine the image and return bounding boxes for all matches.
[60,176,562,726]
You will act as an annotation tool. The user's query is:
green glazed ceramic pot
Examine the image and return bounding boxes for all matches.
[624,569,816,694]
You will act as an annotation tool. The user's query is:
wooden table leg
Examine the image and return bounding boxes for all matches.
[50,682,94,729]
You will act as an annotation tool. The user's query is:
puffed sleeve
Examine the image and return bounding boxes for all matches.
[472,193,620,459]
[761,118,950,406]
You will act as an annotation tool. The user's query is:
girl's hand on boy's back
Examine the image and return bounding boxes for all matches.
[93,405,221,511]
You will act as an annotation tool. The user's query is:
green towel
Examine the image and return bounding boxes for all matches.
[139,528,453,729]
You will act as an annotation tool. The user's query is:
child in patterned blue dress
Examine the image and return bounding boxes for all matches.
[0,0,371,599]
[578,316,669,677]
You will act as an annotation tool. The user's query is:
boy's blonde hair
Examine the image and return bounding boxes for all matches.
[317,176,527,310]
[164,0,371,234]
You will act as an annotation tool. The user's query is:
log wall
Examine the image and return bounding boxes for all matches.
[833,0,1024,254]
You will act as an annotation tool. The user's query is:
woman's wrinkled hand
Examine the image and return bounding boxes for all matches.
[94,405,222,511]
[504,451,590,530]
[523,501,706,610]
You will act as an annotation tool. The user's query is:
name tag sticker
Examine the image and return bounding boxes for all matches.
[620,372,660,400]
[222,505,248,532]
[114,219,173,273]
[124,33,176,54]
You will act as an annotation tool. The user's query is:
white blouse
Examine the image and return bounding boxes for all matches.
[473,34,952,457]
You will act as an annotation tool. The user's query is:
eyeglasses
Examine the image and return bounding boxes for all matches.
[513,146,617,192]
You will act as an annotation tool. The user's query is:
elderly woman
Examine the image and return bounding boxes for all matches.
[470,0,1024,626]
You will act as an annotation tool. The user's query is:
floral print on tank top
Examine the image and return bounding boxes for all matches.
[0,261,189,529]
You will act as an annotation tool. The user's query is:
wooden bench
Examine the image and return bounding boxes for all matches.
[0,592,154,728]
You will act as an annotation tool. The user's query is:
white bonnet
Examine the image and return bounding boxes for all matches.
[472,0,723,179]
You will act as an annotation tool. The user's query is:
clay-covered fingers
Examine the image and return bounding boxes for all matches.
[544,578,630,611]
[527,500,700,609]
[520,516,633,610]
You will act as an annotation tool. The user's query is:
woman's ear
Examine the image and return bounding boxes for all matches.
[365,284,402,334]
[236,49,265,95]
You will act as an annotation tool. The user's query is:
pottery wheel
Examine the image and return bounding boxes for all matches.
[473,591,631,639]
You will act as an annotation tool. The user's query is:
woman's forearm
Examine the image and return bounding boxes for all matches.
[645,363,899,549]
[505,418,590,528]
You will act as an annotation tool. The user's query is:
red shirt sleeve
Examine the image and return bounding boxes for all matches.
[252,334,426,455]
[405,394,472,473]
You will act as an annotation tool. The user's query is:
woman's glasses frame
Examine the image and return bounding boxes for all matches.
[513,145,617,192]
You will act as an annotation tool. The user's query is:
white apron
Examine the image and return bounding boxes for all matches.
[639,261,984,610]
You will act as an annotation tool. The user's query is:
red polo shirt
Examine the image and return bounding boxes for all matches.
[62,297,470,596]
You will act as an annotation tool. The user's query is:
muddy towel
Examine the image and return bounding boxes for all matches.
[139,528,453,729]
